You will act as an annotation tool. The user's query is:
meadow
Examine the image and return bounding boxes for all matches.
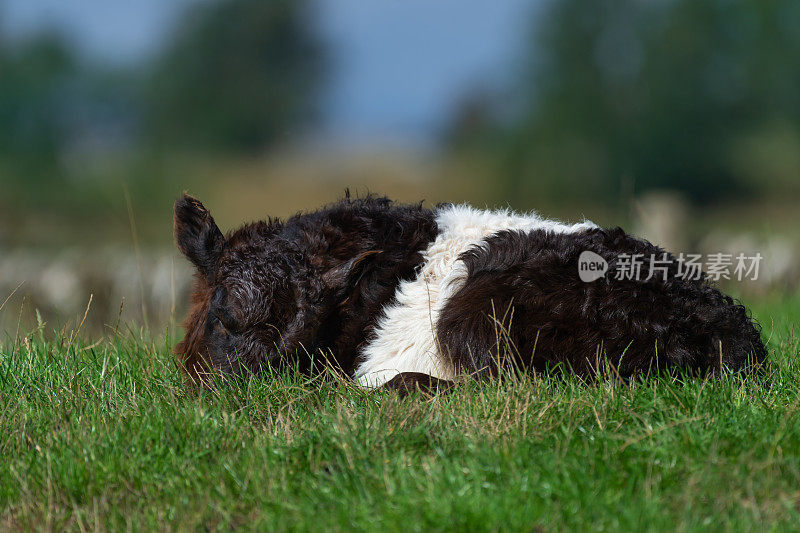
[1,294,800,531]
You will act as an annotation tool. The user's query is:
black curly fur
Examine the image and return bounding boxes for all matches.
[174,193,767,387]
[437,228,767,378]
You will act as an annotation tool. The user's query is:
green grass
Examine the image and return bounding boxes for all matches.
[2,296,800,531]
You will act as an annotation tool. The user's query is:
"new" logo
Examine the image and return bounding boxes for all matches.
[578,251,608,282]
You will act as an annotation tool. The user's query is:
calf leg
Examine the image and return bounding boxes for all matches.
[380,372,455,397]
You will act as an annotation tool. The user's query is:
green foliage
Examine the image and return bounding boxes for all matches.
[506,0,800,203]
[0,33,76,165]
[144,0,325,153]
[1,296,800,530]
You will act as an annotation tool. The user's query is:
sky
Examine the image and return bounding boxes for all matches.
[0,0,540,144]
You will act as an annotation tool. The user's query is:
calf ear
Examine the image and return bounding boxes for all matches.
[322,250,382,297]
[174,194,225,279]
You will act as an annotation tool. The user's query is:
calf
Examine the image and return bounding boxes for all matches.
[174,193,767,392]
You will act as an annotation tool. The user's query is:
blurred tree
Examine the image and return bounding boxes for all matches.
[145,0,325,153]
[0,33,76,166]
[504,0,800,203]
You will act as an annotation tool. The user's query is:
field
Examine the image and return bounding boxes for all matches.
[2,294,800,531]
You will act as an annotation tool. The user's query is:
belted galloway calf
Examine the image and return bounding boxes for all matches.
[174,193,767,393]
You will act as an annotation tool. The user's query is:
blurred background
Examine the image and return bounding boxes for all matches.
[1,0,799,335]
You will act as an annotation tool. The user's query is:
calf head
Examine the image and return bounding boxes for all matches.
[173,194,372,382]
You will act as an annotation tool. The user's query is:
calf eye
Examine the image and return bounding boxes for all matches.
[211,307,240,335]
[209,288,240,334]
[211,315,229,336]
